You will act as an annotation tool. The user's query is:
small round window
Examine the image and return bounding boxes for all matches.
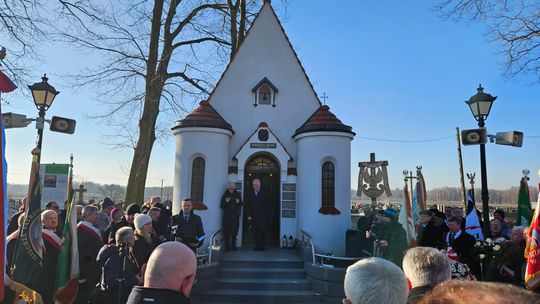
[258,129,269,141]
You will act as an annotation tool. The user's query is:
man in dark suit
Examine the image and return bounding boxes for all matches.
[417,210,441,248]
[446,217,476,270]
[245,178,271,251]
[170,198,205,253]
[76,205,104,304]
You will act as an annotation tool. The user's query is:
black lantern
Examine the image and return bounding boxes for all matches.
[465,84,496,125]
[28,74,60,110]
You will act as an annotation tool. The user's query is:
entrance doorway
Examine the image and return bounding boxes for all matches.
[243,154,281,246]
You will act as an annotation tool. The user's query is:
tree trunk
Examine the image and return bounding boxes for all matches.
[124,0,165,205]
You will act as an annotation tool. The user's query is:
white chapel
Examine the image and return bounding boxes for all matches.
[172,2,355,255]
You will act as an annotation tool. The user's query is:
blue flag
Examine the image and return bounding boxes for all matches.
[465,189,484,241]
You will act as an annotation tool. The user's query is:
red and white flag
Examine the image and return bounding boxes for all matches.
[525,184,540,290]
[399,184,416,247]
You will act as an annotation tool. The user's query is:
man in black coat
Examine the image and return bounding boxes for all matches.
[446,216,476,270]
[417,210,442,248]
[170,199,205,253]
[76,205,104,304]
[220,182,243,251]
[244,178,271,251]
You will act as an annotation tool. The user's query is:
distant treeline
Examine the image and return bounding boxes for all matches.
[352,186,539,205]
[8,181,173,203]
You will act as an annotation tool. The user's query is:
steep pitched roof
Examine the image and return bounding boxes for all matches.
[294,105,355,137]
[172,100,233,133]
[206,1,321,106]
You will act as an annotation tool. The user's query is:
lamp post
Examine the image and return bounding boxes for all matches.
[27,74,60,164]
[465,84,497,228]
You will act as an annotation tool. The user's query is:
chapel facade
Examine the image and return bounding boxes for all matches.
[172,2,355,255]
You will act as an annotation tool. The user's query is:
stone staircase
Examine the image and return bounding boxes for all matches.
[192,247,323,304]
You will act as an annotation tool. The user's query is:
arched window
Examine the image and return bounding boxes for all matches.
[191,157,205,204]
[319,161,340,215]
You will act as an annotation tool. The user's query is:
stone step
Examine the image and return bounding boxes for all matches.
[219,267,306,279]
[194,289,323,303]
[220,259,304,269]
[213,277,312,291]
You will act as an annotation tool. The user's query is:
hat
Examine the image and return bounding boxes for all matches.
[126,203,141,216]
[101,197,114,209]
[419,210,432,216]
[382,209,398,219]
[134,214,152,230]
[110,207,122,218]
[227,182,236,189]
[433,210,446,219]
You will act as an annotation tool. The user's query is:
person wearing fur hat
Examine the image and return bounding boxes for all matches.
[133,214,158,269]
[371,209,407,268]
[220,182,243,251]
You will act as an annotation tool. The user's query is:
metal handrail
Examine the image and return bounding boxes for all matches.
[300,229,316,265]
[315,253,363,261]
[208,229,222,264]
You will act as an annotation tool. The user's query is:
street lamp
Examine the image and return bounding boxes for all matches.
[27,74,60,163]
[466,84,497,227]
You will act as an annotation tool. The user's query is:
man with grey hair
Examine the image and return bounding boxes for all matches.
[127,242,197,303]
[76,205,104,303]
[403,247,451,303]
[343,257,408,304]
[97,226,140,303]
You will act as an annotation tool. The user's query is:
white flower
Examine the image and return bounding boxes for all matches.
[485,238,493,244]
[479,254,486,260]
[493,244,501,251]
[475,241,481,247]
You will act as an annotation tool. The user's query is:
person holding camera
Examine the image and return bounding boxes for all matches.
[369,209,407,268]
[170,198,205,253]
[221,182,243,251]
[96,226,142,304]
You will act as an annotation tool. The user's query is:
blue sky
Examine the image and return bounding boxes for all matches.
[2,1,539,192]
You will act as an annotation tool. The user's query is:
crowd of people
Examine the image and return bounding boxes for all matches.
[343,250,539,304]
[5,182,537,304]
[4,195,207,304]
[3,178,266,304]
[346,203,538,303]
[356,203,528,283]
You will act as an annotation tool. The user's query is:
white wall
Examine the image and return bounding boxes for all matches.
[296,132,354,256]
[172,127,232,247]
[208,4,320,163]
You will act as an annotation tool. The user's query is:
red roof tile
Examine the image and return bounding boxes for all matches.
[294,105,354,136]
[172,100,233,133]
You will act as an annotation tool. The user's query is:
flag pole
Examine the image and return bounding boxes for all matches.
[456,127,467,212]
